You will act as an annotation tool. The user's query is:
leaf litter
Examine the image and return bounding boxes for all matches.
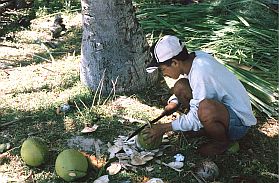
[67,136,105,153]
[80,124,99,133]
[105,134,181,176]
[67,133,178,182]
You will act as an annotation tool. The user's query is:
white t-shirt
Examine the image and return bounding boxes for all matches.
[170,51,257,132]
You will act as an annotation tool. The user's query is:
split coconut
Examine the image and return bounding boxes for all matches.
[55,149,88,182]
[20,137,49,167]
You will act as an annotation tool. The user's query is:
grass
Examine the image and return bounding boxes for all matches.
[0,0,278,183]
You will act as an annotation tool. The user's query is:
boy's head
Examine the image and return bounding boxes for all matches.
[146,35,188,74]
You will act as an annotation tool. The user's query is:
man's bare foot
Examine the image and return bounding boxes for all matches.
[198,141,229,156]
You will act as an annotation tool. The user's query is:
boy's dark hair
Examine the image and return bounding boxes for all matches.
[172,47,189,61]
[150,40,189,67]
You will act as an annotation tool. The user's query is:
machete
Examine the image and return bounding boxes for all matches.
[126,114,165,141]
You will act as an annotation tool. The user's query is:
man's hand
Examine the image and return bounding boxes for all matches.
[162,102,178,116]
[140,123,172,144]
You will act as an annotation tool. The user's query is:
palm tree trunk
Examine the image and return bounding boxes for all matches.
[80,0,157,95]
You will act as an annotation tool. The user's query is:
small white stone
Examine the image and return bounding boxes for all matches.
[61,104,70,112]
[174,153,185,162]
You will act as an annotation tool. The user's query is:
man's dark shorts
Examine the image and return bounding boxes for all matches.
[226,105,250,141]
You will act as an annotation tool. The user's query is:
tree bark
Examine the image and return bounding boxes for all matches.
[0,1,13,13]
[80,0,157,95]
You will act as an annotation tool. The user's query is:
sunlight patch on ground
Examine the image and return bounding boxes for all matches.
[0,42,41,68]
[0,154,30,182]
[0,153,54,182]
[0,57,81,112]
[101,96,175,124]
[106,96,163,122]
[0,12,82,71]
[258,119,278,138]
[31,12,82,32]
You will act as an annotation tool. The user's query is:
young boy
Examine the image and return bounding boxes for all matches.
[143,35,257,156]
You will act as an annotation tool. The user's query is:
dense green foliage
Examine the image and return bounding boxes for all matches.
[135,0,278,117]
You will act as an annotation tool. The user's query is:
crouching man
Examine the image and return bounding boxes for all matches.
[143,35,256,156]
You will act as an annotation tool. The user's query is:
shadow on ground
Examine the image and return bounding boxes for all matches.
[1,80,278,182]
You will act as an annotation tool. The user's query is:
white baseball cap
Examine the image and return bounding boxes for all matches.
[146,35,183,73]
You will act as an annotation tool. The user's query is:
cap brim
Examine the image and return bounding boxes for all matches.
[146,61,159,73]
[146,66,158,73]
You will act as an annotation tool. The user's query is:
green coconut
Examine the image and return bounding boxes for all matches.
[55,149,88,182]
[20,137,49,167]
[136,129,162,150]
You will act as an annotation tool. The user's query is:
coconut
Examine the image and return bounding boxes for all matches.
[136,129,162,150]
[55,149,88,182]
[20,137,49,167]
[195,160,219,181]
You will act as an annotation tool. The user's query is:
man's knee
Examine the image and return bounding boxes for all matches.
[198,99,216,122]
[198,99,230,129]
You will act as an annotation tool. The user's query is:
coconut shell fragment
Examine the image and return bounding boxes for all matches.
[195,160,219,181]
[106,162,122,175]
[130,152,154,166]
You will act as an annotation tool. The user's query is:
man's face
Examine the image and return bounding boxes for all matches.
[159,61,180,79]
